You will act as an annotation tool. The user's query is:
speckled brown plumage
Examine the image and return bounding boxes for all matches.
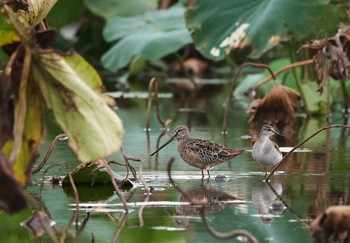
[151,125,245,178]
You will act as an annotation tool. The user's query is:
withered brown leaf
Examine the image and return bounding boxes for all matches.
[248,85,301,133]
[303,23,350,93]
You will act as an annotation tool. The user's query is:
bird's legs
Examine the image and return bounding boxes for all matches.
[262,168,270,182]
[201,170,211,179]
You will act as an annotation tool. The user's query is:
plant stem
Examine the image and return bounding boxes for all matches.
[266,124,350,180]
[340,79,349,115]
[287,40,310,116]
[222,63,276,133]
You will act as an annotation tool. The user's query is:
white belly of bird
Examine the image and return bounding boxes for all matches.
[252,142,282,167]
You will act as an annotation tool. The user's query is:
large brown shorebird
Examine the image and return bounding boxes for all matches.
[151,125,245,179]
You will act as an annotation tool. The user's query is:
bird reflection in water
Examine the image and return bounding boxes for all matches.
[174,184,242,226]
[251,180,286,224]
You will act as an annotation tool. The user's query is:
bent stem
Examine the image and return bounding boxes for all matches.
[32,134,68,174]
[222,63,276,134]
[253,59,313,91]
[146,77,172,130]
[120,147,138,180]
[199,207,258,243]
[252,59,313,115]
[266,124,350,180]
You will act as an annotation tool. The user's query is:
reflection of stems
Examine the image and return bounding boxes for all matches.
[78,212,90,234]
[222,63,276,133]
[266,125,350,180]
[167,158,207,205]
[105,163,128,214]
[41,162,79,242]
[111,213,128,242]
[199,207,258,243]
[168,158,257,241]
[265,181,309,225]
[146,130,151,167]
[154,130,168,170]
[105,162,129,241]
[138,158,150,195]
[146,77,172,129]
[32,134,67,174]
[137,157,150,227]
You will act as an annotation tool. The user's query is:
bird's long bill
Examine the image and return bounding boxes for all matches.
[150,136,175,156]
[273,130,286,138]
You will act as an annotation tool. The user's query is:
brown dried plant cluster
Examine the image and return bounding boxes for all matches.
[304,23,350,93]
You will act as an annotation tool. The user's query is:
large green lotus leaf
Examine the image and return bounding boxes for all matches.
[84,0,157,20]
[186,0,331,60]
[101,6,192,71]
[62,164,112,185]
[301,82,327,114]
[46,0,84,27]
[32,51,124,162]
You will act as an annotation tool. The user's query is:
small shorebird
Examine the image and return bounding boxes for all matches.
[151,125,245,179]
[252,125,283,174]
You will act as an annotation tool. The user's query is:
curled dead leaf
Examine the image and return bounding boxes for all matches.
[310,206,350,243]
[170,58,209,77]
[303,23,350,93]
[248,85,300,134]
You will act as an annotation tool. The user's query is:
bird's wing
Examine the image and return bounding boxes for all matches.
[272,141,282,154]
[187,139,243,158]
[185,139,222,157]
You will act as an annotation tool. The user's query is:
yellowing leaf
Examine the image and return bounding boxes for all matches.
[0,14,19,46]
[32,50,124,162]
[2,81,44,186]
[63,52,104,93]
[18,0,58,26]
